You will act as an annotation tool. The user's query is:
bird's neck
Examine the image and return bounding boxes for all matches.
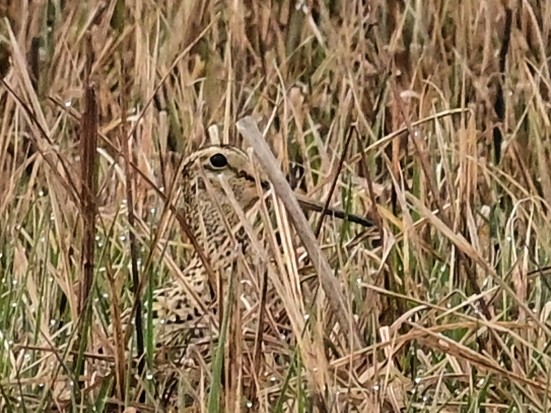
[184,198,249,267]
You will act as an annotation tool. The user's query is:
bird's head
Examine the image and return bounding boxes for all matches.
[179,145,270,214]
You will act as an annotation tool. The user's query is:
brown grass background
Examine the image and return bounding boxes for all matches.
[1,1,551,412]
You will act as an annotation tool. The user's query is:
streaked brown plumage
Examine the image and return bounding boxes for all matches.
[147,145,271,356]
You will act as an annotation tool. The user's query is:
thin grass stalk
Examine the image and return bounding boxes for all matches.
[117,13,145,398]
[313,125,354,237]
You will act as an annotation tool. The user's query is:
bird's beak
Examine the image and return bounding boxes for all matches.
[295,192,374,228]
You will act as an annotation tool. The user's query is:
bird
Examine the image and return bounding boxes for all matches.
[109,144,280,408]
[145,144,273,356]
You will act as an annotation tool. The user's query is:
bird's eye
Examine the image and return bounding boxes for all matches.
[209,153,228,168]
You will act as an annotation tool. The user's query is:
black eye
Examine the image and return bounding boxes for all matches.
[209,153,228,168]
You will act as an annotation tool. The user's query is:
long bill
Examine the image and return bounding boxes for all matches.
[295,192,374,228]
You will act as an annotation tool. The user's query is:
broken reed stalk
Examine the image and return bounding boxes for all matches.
[236,116,364,350]
[79,67,98,313]
[76,35,99,395]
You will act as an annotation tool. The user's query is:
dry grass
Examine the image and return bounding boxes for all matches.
[1,1,550,412]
